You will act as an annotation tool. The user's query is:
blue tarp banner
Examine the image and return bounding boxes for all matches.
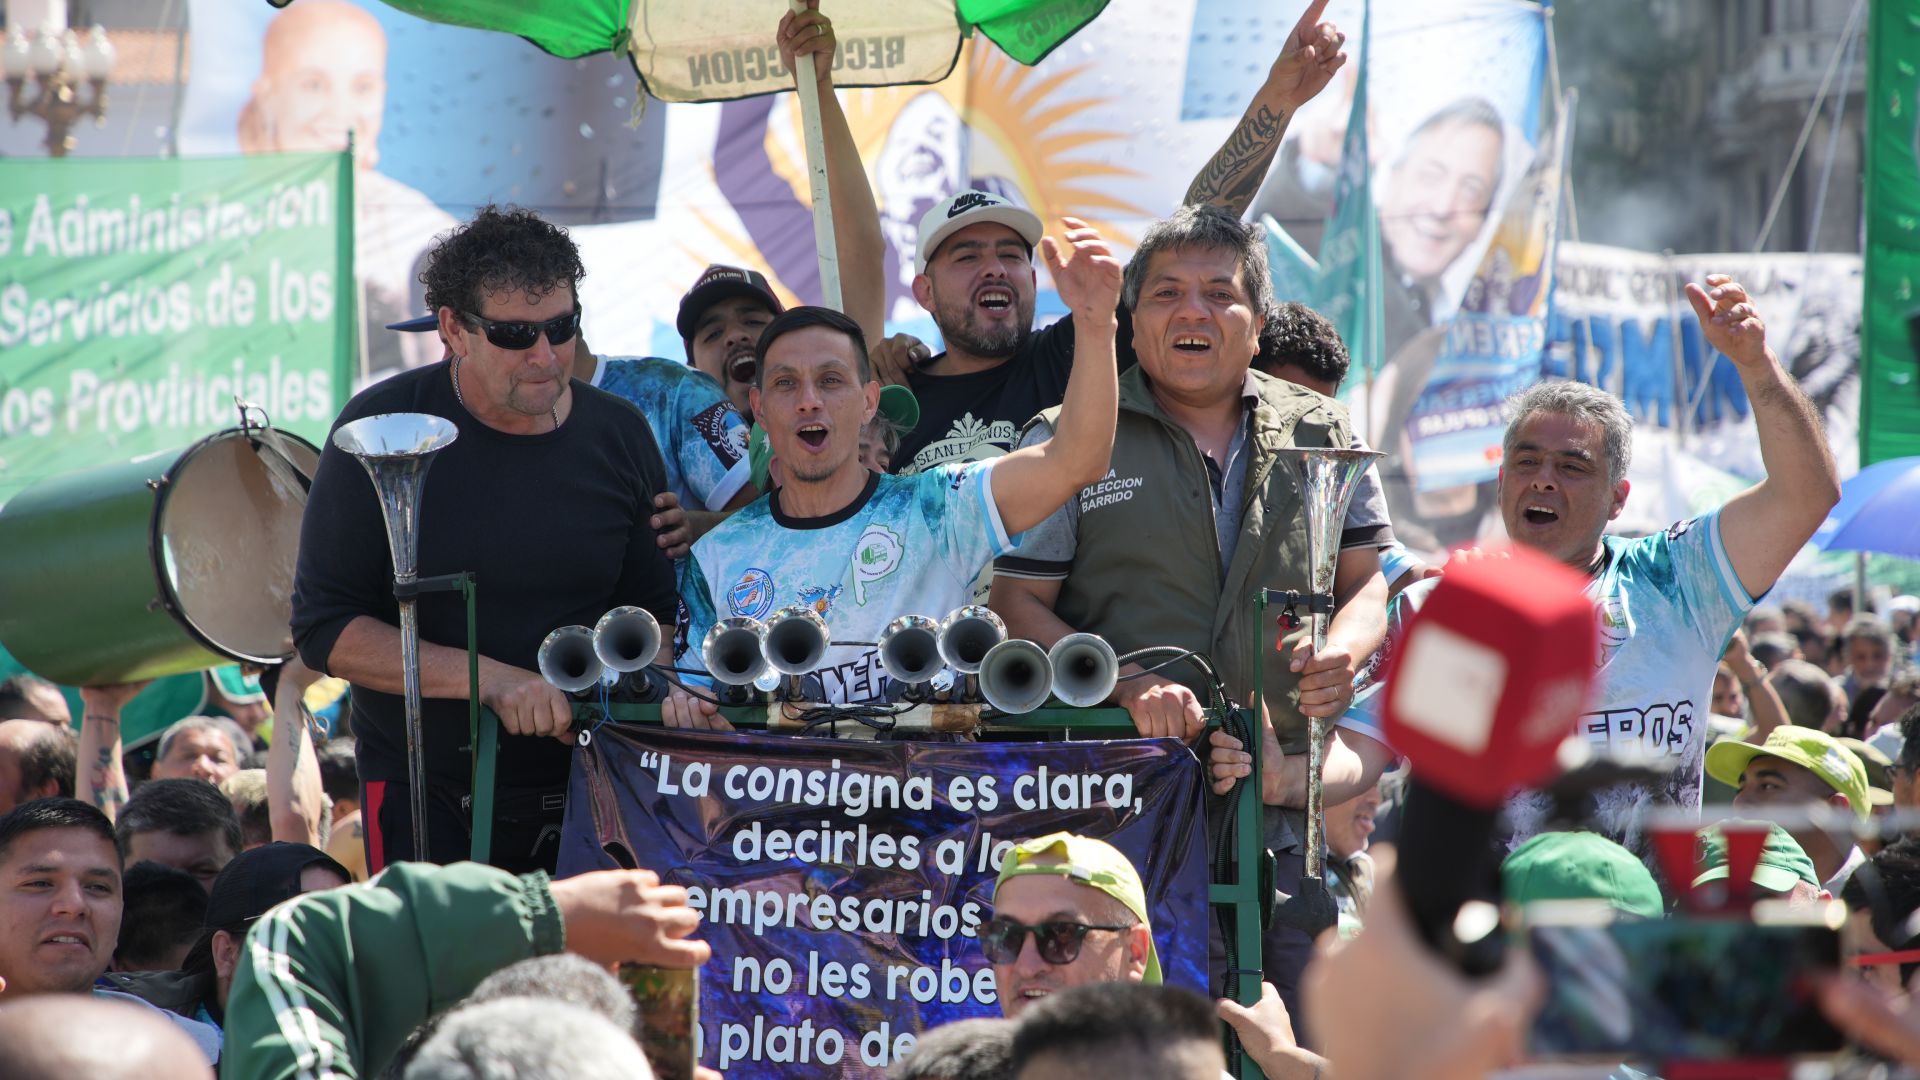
[558,725,1210,1076]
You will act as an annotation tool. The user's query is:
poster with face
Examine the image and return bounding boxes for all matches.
[179,0,666,381]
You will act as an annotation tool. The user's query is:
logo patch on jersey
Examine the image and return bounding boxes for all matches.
[851,523,904,604]
[1595,594,1630,669]
[798,583,844,617]
[692,401,747,468]
[728,568,776,619]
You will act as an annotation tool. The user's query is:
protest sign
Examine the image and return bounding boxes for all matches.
[0,151,354,507]
[558,726,1209,1075]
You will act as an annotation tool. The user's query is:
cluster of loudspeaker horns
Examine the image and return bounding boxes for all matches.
[539,604,1120,715]
[536,606,668,699]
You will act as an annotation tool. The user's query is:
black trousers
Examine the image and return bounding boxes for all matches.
[361,776,566,876]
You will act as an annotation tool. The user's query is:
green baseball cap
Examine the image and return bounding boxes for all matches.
[1705,725,1872,820]
[1693,821,1820,894]
[1501,830,1664,918]
[994,832,1161,985]
[208,664,267,705]
[748,384,921,490]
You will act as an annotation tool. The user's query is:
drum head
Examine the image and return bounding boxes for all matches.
[153,430,319,663]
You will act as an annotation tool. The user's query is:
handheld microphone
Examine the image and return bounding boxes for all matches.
[1378,545,1597,975]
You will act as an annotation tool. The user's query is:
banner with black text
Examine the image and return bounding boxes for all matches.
[558,726,1209,1077]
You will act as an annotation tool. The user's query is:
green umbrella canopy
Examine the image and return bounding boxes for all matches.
[268,0,1109,100]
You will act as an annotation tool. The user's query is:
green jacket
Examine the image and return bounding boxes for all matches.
[220,861,565,1080]
[1039,366,1352,753]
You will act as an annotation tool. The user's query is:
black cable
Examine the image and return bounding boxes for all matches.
[781,699,913,734]
[1113,647,1225,703]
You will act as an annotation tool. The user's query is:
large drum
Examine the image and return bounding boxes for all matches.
[0,424,319,686]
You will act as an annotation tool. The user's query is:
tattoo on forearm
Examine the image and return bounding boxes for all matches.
[82,713,127,812]
[1186,103,1287,215]
[89,746,126,812]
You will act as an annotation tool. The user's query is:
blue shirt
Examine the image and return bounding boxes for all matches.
[592,356,751,511]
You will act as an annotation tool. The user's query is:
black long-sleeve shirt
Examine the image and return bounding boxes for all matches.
[291,361,676,791]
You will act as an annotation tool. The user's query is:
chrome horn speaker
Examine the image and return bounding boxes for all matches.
[937,605,1005,676]
[878,614,943,686]
[1274,446,1383,880]
[1047,633,1119,708]
[333,411,459,861]
[702,616,770,687]
[978,638,1053,715]
[593,606,661,673]
[537,625,603,695]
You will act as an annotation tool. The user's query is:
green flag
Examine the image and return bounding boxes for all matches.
[1309,0,1381,382]
[956,0,1108,65]
[1862,0,1920,466]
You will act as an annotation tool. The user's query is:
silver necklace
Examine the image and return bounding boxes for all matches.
[451,356,560,431]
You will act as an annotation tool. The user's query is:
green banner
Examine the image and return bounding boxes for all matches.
[1862,0,1920,467]
[0,151,354,506]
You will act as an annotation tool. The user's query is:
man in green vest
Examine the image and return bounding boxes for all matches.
[989,204,1389,1019]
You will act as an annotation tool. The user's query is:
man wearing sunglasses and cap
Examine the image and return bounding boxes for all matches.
[984,832,1161,1018]
[294,205,679,874]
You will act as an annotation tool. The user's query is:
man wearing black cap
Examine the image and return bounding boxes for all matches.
[102,841,349,1035]
[676,264,785,424]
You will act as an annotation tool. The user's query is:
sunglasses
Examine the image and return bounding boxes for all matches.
[460,305,582,350]
[978,916,1133,966]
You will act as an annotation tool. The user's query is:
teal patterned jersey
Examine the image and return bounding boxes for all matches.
[1505,511,1753,857]
[674,463,1018,702]
[592,356,751,510]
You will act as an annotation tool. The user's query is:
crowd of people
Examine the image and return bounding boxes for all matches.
[3,1,1919,1077]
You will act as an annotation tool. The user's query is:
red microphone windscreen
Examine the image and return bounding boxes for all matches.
[1379,546,1599,809]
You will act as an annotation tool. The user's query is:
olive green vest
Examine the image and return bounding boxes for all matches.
[1034,366,1352,753]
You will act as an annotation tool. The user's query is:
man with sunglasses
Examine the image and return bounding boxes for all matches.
[293,205,679,874]
[983,832,1161,1018]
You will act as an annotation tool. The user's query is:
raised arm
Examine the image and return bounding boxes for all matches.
[76,682,146,821]
[266,659,329,847]
[987,218,1122,535]
[1687,274,1842,599]
[1184,0,1346,215]
[781,1,886,347]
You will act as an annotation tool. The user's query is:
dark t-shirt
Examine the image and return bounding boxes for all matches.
[291,362,677,791]
[892,308,1138,474]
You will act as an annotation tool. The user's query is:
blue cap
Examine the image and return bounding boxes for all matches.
[386,314,438,332]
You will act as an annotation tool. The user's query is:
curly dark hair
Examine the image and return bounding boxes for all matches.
[419,204,585,321]
[1256,301,1350,390]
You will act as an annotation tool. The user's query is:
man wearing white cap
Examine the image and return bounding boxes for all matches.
[891,191,1069,474]
[891,2,1349,478]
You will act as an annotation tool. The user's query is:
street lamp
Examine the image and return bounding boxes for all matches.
[3,20,115,157]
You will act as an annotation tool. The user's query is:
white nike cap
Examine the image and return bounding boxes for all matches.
[915,190,1045,275]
